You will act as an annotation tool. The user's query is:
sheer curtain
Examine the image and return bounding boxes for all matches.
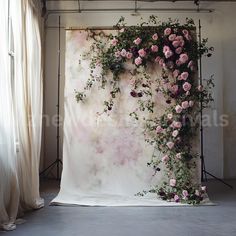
[0,0,44,231]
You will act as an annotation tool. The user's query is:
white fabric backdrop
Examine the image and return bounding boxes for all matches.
[52,30,201,206]
[0,0,44,230]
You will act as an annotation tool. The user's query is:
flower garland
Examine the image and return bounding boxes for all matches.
[76,16,214,204]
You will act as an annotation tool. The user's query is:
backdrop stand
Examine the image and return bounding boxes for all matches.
[198,19,232,189]
[40,16,63,180]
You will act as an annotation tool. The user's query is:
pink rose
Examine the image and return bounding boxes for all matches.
[126,52,133,59]
[120,49,127,57]
[168,34,176,41]
[180,72,189,80]
[176,36,183,41]
[201,186,207,192]
[165,50,173,59]
[138,49,146,57]
[170,85,178,94]
[111,38,118,46]
[155,56,161,63]
[173,69,180,78]
[189,100,194,107]
[176,153,182,160]
[151,45,159,52]
[167,113,173,119]
[175,105,183,114]
[167,141,174,149]
[179,53,189,64]
[162,155,169,163]
[135,57,142,66]
[187,60,194,68]
[120,28,125,33]
[170,178,176,187]
[182,190,189,199]
[163,46,170,53]
[182,29,189,35]
[175,47,182,54]
[173,121,182,129]
[115,51,121,58]
[182,101,189,109]
[133,37,142,45]
[159,59,164,66]
[164,28,172,36]
[172,40,180,48]
[152,33,158,40]
[174,194,180,202]
[156,125,163,133]
[183,82,192,92]
[179,40,185,47]
[172,130,179,137]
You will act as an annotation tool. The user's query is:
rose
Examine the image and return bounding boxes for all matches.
[167,113,173,119]
[172,130,179,137]
[151,45,158,52]
[120,28,125,33]
[159,59,164,66]
[120,49,127,57]
[152,33,158,40]
[176,153,182,160]
[155,56,161,63]
[163,46,170,53]
[189,100,194,107]
[115,51,120,58]
[179,53,189,64]
[170,85,178,94]
[179,40,185,47]
[138,49,146,57]
[188,60,194,68]
[168,34,176,41]
[174,121,182,129]
[111,38,118,46]
[175,105,182,114]
[126,52,133,59]
[170,178,176,187]
[172,40,180,48]
[174,195,180,202]
[182,29,189,35]
[183,82,192,92]
[182,190,189,199]
[167,141,174,149]
[162,155,169,163]
[182,101,189,109]
[165,50,173,59]
[156,125,163,133]
[133,37,142,45]
[175,47,182,54]
[201,186,207,192]
[173,70,179,78]
[195,190,200,196]
[164,28,172,36]
[180,72,189,80]
[134,57,142,66]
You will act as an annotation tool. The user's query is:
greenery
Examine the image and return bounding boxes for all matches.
[75,16,214,204]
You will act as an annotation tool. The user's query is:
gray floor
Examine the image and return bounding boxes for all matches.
[2,179,236,236]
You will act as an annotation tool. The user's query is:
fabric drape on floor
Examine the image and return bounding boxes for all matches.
[0,0,44,231]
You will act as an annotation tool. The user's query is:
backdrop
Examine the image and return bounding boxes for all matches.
[52,29,200,206]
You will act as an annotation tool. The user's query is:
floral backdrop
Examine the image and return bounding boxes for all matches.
[54,16,213,206]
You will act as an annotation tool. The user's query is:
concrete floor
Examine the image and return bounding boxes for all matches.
[2,179,236,236]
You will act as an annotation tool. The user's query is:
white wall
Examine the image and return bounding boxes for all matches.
[43,1,236,179]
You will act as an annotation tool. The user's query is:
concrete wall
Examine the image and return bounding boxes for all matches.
[43,1,236,179]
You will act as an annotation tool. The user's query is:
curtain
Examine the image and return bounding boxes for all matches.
[0,0,44,231]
